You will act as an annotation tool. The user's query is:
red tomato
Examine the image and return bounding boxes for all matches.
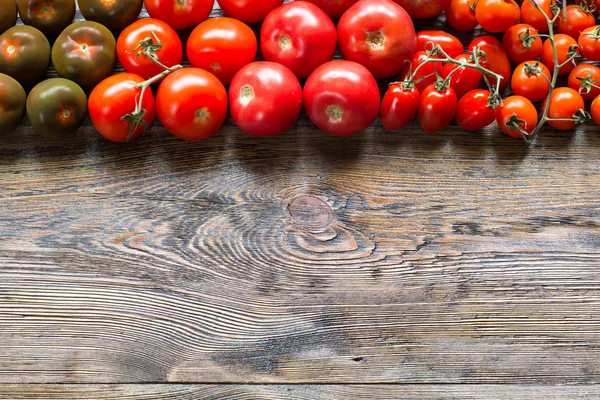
[495,95,538,138]
[511,61,551,103]
[393,0,450,19]
[156,68,227,141]
[89,73,155,142]
[416,31,464,58]
[591,95,600,125]
[303,60,380,137]
[456,89,495,131]
[117,18,182,80]
[578,25,600,62]
[557,5,595,40]
[568,63,600,100]
[400,50,442,93]
[187,17,257,86]
[476,0,520,33]
[445,0,478,32]
[216,0,284,24]
[380,84,419,131]
[261,1,336,79]
[143,0,213,31]
[576,0,600,14]
[502,24,542,64]
[303,0,358,19]
[229,62,302,137]
[440,54,483,99]
[521,0,554,33]
[542,34,579,76]
[418,84,458,133]
[337,0,416,79]
[543,87,585,130]
[469,36,511,89]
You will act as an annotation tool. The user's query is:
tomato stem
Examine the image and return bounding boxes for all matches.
[128,31,172,72]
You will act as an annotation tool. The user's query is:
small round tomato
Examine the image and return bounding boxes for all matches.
[144,0,213,31]
[156,68,227,141]
[496,95,538,138]
[418,84,458,133]
[456,89,495,131]
[416,31,464,58]
[521,0,555,33]
[511,61,551,103]
[0,26,50,88]
[17,0,75,36]
[476,0,520,33]
[400,50,442,93]
[216,0,284,24]
[0,73,26,133]
[502,24,542,64]
[77,0,143,30]
[304,0,358,19]
[541,34,579,76]
[27,78,87,138]
[229,62,302,137]
[440,54,482,99]
[591,95,600,125]
[543,87,585,131]
[579,25,600,62]
[380,83,419,131]
[261,1,336,79]
[568,63,600,100]
[117,18,182,80]
[0,0,17,35]
[557,4,595,40]
[393,0,450,19]
[304,60,380,137]
[445,0,477,32]
[469,36,511,89]
[89,73,156,143]
[337,0,417,79]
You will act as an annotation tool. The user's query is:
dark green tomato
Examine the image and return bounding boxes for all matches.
[26,78,87,137]
[77,0,143,30]
[0,0,17,35]
[17,0,76,36]
[0,73,26,134]
[51,21,116,89]
[0,26,50,88]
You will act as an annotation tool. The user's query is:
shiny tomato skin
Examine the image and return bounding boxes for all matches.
[418,84,458,133]
[0,26,50,88]
[445,0,478,32]
[117,18,182,81]
[495,95,538,138]
[304,0,358,19]
[0,73,26,133]
[144,0,213,30]
[557,5,595,40]
[476,0,520,33]
[542,34,579,76]
[578,25,600,62]
[543,87,585,130]
[521,0,554,33]
[380,84,419,131]
[469,36,511,89]
[77,0,143,30]
[400,50,442,93]
[441,54,482,99]
[303,60,380,137]
[229,62,302,137]
[261,1,336,79]
[511,61,551,103]
[393,0,450,19]
[502,24,543,64]
[89,73,156,143]
[416,31,464,58]
[576,0,600,14]
[456,89,495,131]
[217,0,284,24]
[0,0,17,35]
[17,0,75,36]
[568,63,600,100]
[591,95,600,125]
[337,0,417,79]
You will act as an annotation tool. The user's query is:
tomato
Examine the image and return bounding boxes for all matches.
[416,31,464,58]
[400,50,442,93]
[216,0,284,24]
[495,95,538,138]
[304,0,358,19]
[89,73,155,143]
[576,0,600,14]
[469,36,511,89]
[502,24,542,64]
[557,5,595,40]
[0,26,50,88]
[156,68,227,141]
[0,73,25,133]
[337,0,416,79]
[229,62,302,137]
[261,1,336,79]
[543,87,585,130]
[77,0,143,30]
[26,78,87,138]
[117,18,182,81]
[304,60,379,137]
[393,0,450,19]
[144,0,213,31]
[511,61,551,103]
[568,63,600,100]
[578,25,600,62]
[541,34,579,76]
[380,84,419,131]
[440,54,482,99]
[476,0,520,33]
[0,0,17,35]
[17,0,75,36]
[52,21,116,89]
[445,0,478,32]
[456,89,495,131]
[521,0,554,33]
[591,95,600,126]
[418,84,458,133]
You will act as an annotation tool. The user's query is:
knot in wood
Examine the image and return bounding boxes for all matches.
[288,195,334,233]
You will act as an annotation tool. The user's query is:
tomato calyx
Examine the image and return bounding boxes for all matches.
[505,114,531,139]
[518,29,540,49]
[127,31,171,71]
[546,108,589,125]
[575,69,600,95]
[583,25,600,39]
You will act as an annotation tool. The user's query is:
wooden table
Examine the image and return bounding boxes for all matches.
[2,5,600,399]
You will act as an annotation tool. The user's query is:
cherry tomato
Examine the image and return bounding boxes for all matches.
[89,73,156,143]
[543,87,585,130]
[303,60,380,137]
[304,0,358,19]
[216,0,284,24]
[568,63,600,100]
[337,0,417,79]
[521,0,555,33]
[0,73,26,133]
[17,0,75,36]
[77,0,143,30]
[380,83,419,131]
[0,26,50,88]
[576,0,600,14]
[591,95,600,125]
[229,61,302,137]
[476,0,520,33]
[445,0,478,32]
[440,54,482,99]
[117,18,182,81]
[187,17,256,86]
[578,25,600,62]
[0,0,17,35]
[456,89,495,131]
[156,68,227,141]
[261,1,336,79]
[144,0,213,31]
[557,5,595,40]
[541,34,579,76]
[469,36,511,89]
[416,31,464,58]
[511,61,551,103]
[495,95,538,138]
[418,84,458,133]
[502,24,542,64]
[393,0,450,19]
[400,50,442,93]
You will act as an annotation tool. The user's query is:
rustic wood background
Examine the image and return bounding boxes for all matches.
[2,1,600,399]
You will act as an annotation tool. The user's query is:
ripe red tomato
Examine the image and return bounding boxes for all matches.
[380,84,419,131]
[511,61,551,103]
[591,95,600,125]
[541,34,579,76]
[469,36,511,89]
[578,25,600,62]
[117,18,182,80]
[456,89,495,131]
[440,54,483,99]
[576,0,600,13]
[476,0,520,33]
[418,84,458,133]
[303,60,380,137]
[143,0,213,31]
[337,0,416,79]
[557,5,595,40]
[89,73,156,142]
[495,95,538,138]
[543,87,585,130]
[261,1,336,79]
[229,62,302,137]
[502,24,542,64]
[521,0,554,33]
[416,31,464,58]
[568,63,600,100]
[304,0,358,19]
[400,50,442,93]
[216,0,284,24]
[445,0,478,32]
[393,0,450,19]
